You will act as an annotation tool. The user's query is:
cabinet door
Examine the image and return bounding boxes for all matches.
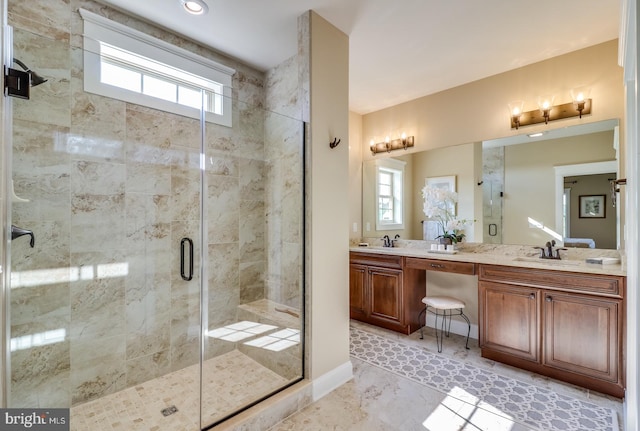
[479,281,539,362]
[349,264,367,320]
[543,291,620,383]
[369,267,403,325]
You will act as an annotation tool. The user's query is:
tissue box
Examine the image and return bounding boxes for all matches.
[585,257,620,265]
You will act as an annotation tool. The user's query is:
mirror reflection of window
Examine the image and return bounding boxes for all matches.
[374,159,406,230]
[377,169,394,222]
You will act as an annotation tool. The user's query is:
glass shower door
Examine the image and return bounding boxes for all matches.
[200,100,305,427]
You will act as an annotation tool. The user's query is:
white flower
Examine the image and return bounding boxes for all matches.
[421,185,473,242]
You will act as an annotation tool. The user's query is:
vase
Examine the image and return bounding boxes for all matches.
[438,237,452,246]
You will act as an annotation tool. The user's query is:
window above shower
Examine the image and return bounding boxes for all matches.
[79,8,235,127]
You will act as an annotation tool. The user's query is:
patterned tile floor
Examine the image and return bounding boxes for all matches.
[270,321,623,431]
[349,327,617,431]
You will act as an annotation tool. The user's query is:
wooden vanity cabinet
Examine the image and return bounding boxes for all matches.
[478,264,625,398]
[543,291,620,384]
[349,252,424,334]
[479,281,539,362]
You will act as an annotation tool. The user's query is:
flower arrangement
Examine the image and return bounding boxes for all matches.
[421,185,472,243]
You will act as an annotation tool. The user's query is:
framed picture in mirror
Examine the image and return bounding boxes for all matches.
[579,194,606,218]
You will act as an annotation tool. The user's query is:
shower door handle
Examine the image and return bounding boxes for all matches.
[180,237,194,281]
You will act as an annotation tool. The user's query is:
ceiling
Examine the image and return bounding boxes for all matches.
[98,0,620,115]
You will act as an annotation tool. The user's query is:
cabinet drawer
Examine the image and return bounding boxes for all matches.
[478,264,623,298]
[350,252,403,269]
[405,257,476,275]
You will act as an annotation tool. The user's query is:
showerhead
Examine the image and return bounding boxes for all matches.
[13,58,48,87]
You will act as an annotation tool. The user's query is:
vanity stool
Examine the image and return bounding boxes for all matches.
[419,296,470,353]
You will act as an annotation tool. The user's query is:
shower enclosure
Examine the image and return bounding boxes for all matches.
[1,2,305,430]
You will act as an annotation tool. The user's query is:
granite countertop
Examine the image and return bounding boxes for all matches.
[349,241,626,277]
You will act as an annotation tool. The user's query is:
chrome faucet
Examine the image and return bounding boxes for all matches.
[533,240,567,259]
[382,235,391,247]
[391,234,400,247]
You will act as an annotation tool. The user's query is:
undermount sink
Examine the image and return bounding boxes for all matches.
[356,246,397,251]
[512,257,581,266]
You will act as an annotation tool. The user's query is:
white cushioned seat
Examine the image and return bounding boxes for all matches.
[422,296,465,310]
[419,295,470,352]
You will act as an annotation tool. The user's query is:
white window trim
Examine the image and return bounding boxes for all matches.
[375,158,406,231]
[79,8,235,127]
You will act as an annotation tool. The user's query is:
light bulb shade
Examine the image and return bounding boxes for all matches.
[537,95,555,112]
[508,101,524,117]
[571,87,591,104]
[508,101,525,129]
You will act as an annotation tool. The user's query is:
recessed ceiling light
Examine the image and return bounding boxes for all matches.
[180,0,209,15]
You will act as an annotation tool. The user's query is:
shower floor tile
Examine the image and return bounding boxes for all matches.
[70,350,289,431]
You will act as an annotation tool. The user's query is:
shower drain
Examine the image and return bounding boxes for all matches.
[161,405,178,417]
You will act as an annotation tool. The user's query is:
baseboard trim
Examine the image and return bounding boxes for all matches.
[311,360,353,401]
[424,314,479,340]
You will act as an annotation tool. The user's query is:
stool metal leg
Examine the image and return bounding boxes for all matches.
[435,308,443,353]
[418,307,427,340]
[420,305,470,353]
[445,309,453,337]
[459,309,471,350]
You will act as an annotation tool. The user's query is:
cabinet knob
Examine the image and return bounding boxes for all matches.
[529,293,535,299]
[546,296,553,302]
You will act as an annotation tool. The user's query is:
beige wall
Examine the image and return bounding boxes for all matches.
[361,40,623,156]
[349,112,363,239]
[307,12,351,380]
[352,40,625,237]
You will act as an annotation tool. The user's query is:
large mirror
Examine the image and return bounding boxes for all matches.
[362,119,620,249]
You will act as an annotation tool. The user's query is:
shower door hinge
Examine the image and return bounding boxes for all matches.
[4,66,30,99]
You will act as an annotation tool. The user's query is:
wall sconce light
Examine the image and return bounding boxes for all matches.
[537,95,555,124]
[508,101,525,129]
[508,93,592,130]
[370,133,415,155]
[571,87,591,118]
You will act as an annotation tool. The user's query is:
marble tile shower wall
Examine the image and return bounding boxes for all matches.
[264,55,304,310]
[7,0,302,407]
